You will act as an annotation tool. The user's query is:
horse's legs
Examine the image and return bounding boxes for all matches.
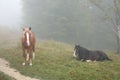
[26,50,29,61]
[29,49,33,66]
[33,52,35,60]
[22,49,26,66]
[33,45,35,60]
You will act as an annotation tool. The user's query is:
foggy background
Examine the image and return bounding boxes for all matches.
[0,0,116,51]
[0,0,22,40]
[0,0,22,29]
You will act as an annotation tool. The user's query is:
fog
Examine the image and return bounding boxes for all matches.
[22,0,116,50]
[0,0,22,42]
[0,0,118,51]
[0,0,22,29]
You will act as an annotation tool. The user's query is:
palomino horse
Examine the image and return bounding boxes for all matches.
[22,27,36,66]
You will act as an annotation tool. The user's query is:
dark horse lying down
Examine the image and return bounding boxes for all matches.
[74,45,112,62]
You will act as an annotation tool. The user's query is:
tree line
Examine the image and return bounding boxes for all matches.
[22,0,118,52]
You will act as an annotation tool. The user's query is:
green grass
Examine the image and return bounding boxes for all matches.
[0,72,16,80]
[0,40,120,80]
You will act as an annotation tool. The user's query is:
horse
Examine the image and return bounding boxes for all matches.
[74,45,112,62]
[22,27,36,66]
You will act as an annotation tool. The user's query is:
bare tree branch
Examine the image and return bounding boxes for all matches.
[89,0,120,53]
[114,0,120,25]
[89,0,104,12]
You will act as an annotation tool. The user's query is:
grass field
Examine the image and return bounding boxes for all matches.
[0,40,120,80]
[0,72,15,80]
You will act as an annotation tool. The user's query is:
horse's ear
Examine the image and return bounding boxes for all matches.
[29,27,31,30]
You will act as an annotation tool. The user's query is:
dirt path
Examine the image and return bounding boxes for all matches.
[0,58,39,80]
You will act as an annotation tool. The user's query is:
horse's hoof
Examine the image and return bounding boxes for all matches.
[86,60,91,62]
[29,63,32,66]
[22,62,25,66]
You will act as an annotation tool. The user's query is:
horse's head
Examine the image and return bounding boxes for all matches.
[22,27,32,47]
[74,45,81,57]
[23,27,31,32]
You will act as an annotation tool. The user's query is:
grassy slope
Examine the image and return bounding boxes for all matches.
[0,40,120,80]
[0,72,15,80]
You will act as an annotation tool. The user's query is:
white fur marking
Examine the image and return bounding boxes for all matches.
[26,53,29,61]
[86,60,92,62]
[22,62,25,66]
[73,50,77,57]
[26,32,30,46]
[29,63,32,66]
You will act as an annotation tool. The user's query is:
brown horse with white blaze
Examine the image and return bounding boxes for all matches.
[22,27,36,66]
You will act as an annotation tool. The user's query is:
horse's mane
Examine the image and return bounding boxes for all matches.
[78,45,89,52]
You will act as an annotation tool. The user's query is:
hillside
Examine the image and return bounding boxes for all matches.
[0,40,120,80]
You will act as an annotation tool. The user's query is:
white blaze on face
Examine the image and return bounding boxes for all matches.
[26,32,30,46]
[74,49,77,57]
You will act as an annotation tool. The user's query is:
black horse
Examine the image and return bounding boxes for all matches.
[74,45,112,61]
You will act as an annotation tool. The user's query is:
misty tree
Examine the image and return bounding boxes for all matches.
[90,0,120,53]
[22,0,115,50]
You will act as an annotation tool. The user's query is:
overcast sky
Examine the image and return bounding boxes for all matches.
[0,0,22,28]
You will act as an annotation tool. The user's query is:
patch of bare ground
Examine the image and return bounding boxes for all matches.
[0,58,39,80]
